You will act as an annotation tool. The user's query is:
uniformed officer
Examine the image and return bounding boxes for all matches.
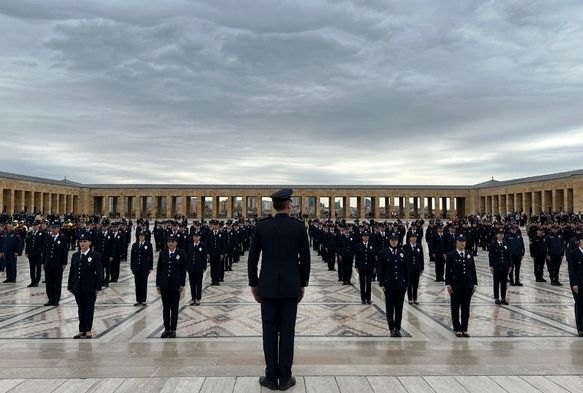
[431,225,448,282]
[67,232,103,339]
[545,225,565,286]
[110,222,125,283]
[377,232,408,337]
[248,188,311,391]
[0,222,22,283]
[530,228,547,282]
[186,232,207,306]
[567,233,583,336]
[446,234,478,337]
[94,220,113,287]
[338,226,356,285]
[355,232,375,304]
[489,229,511,305]
[207,220,225,286]
[156,234,186,338]
[42,221,69,306]
[404,232,424,305]
[506,225,525,286]
[25,220,44,287]
[130,231,153,306]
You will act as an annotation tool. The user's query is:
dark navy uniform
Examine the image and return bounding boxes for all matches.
[94,225,113,286]
[42,226,69,305]
[247,189,310,389]
[446,246,477,334]
[489,236,511,304]
[156,244,186,336]
[110,226,125,282]
[505,229,525,285]
[545,230,565,285]
[186,237,207,303]
[530,232,547,282]
[130,239,153,304]
[567,240,583,335]
[224,226,237,271]
[377,239,408,335]
[355,236,375,304]
[207,225,225,285]
[338,231,356,285]
[1,228,22,282]
[25,225,45,286]
[431,229,448,282]
[67,247,103,335]
[403,240,424,303]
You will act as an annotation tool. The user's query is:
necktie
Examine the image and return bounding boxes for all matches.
[460,252,464,258]
[169,252,173,258]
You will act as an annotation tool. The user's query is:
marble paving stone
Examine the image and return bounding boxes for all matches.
[0,380,24,393]
[454,376,507,393]
[546,376,583,393]
[199,377,235,393]
[335,376,374,393]
[490,376,541,392]
[84,378,125,393]
[304,376,340,393]
[520,376,570,393]
[51,378,100,393]
[394,377,434,393]
[424,376,469,392]
[159,377,205,393]
[366,377,408,393]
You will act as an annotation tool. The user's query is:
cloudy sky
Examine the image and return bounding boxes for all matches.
[1,1,582,185]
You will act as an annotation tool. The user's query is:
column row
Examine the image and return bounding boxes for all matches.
[480,188,575,216]
[0,189,79,215]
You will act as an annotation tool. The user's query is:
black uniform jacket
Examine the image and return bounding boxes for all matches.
[67,250,103,294]
[186,241,208,273]
[156,249,186,290]
[247,213,311,298]
[377,247,409,290]
[446,250,478,288]
[130,241,154,273]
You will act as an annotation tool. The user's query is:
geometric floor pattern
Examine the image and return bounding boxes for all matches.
[1,225,583,388]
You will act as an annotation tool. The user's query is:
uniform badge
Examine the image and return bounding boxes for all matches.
[219,234,221,237]
[400,253,404,258]
[199,247,203,251]
[467,254,471,259]
[57,240,61,244]
[504,245,507,249]
[144,245,148,249]
[107,236,111,239]
[88,257,92,262]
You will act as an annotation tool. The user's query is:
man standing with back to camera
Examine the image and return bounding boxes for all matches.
[248,189,311,391]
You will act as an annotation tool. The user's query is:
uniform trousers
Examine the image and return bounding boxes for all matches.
[4,254,17,282]
[450,287,473,332]
[160,289,180,331]
[260,297,298,383]
[407,271,421,301]
[75,292,97,332]
[434,254,446,281]
[327,251,336,271]
[45,267,63,303]
[509,255,522,283]
[209,255,221,283]
[341,256,354,283]
[493,269,508,300]
[358,270,372,302]
[110,256,121,282]
[225,251,234,270]
[548,255,563,283]
[384,288,406,331]
[102,257,111,285]
[534,257,546,280]
[133,271,149,303]
[189,271,204,300]
[28,255,42,284]
[573,289,583,333]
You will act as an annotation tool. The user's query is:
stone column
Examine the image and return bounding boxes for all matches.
[102,195,110,217]
[330,197,336,219]
[0,190,3,213]
[118,195,126,217]
[212,196,218,218]
[358,196,366,219]
[315,196,321,219]
[196,196,203,219]
[150,195,158,218]
[6,189,14,214]
[374,196,381,219]
[227,196,233,218]
[135,196,142,218]
[343,196,350,218]
[564,188,570,213]
[404,197,410,219]
[301,195,308,217]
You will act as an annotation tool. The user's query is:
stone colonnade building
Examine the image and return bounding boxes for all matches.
[0,170,581,220]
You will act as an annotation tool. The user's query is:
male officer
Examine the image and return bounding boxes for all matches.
[530,228,547,282]
[431,225,448,282]
[25,220,44,287]
[377,232,408,337]
[207,220,225,285]
[506,225,525,286]
[489,230,511,305]
[355,232,375,304]
[224,222,237,271]
[130,231,153,306]
[545,225,565,286]
[403,232,424,305]
[186,232,207,306]
[567,233,583,336]
[156,234,186,338]
[338,225,356,285]
[94,220,113,287]
[67,233,103,339]
[110,222,125,283]
[248,189,310,391]
[446,234,478,337]
[0,222,22,283]
[42,221,69,306]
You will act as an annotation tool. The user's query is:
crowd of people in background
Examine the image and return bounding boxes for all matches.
[0,209,582,338]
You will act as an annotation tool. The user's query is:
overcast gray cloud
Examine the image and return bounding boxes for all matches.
[0,0,582,185]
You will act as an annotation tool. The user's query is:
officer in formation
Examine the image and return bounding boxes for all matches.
[338,225,356,285]
[430,224,448,282]
[248,189,311,391]
[43,221,69,306]
[156,234,186,338]
[207,220,225,286]
[530,228,547,282]
[25,220,44,287]
[446,234,477,337]
[489,229,511,305]
[186,232,207,306]
[505,225,525,286]
[110,221,125,283]
[0,222,22,283]
[567,233,583,336]
[67,232,103,339]
[355,232,375,304]
[545,225,565,286]
[130,231,153,306]
[94,220,113,287]
[403,232,424,305]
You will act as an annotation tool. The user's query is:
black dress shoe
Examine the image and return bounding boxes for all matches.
[134,303,140,306]
[53,301,59,306]
[390,330,397,337]
[395,330,402,337]
[495,300,501,305]
[168,330,176,338]
[462,332,470,337]
[27,283,34,288]
[160,330,169,338]
[362,300,366,304]
[279,376,296,391]
[516,282,523,286]
[556,282,563,286]
[44,302,54,306]
[455,332,463,337]
[2,279,9,283]
[73,332,86,339]
[501,300,509,305]
[367,300,372,304]
[258,376,278,390]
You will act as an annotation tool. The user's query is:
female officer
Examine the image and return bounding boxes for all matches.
[446,234,478,337]
[67,232,103,339]
[377,232,408,337]
[355,232,375,304]
[156,234,186,338]
[186,232,207,306]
